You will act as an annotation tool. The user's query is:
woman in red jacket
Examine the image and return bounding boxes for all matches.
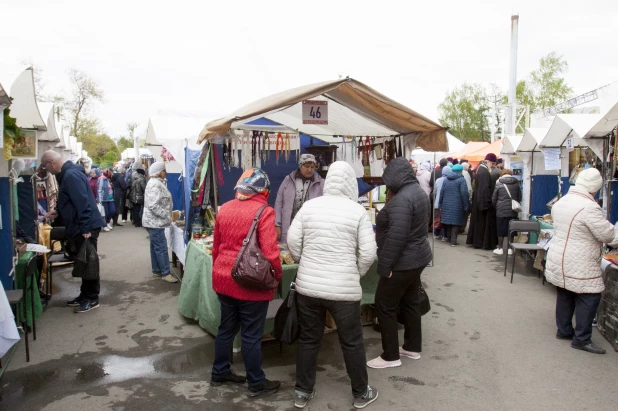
[211,168,283,397]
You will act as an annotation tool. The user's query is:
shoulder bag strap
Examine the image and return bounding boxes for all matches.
[503,183,512,199]
[232,205,269,271]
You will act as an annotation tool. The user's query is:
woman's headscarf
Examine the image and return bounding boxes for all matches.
[234,168,270,201]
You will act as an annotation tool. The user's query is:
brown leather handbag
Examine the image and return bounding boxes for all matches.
[231,205,278,290]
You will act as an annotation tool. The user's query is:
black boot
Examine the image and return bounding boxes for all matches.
[210,372,246,386]
[247,379,281,397]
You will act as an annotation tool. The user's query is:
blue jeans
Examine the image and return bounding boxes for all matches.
[212,294,269,386]
[147,228,170,275]
[102,201,114,224]
[556,287,601,345]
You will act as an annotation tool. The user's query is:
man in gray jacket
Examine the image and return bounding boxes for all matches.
[274,154,323,243]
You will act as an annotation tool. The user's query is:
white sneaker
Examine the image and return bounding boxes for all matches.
[493,248,504,255]
[399,347,421,360]
[508,249,513,255]
[162,274,179,283]
[121,220,126,223]
[103,227,110,232]
[366,356,401,369]
[107,223,113,230]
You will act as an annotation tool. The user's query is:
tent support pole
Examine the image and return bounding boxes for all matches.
[529,147,535,217]
[430,152,435,268]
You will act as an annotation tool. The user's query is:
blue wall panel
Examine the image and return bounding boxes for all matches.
[0,178,13,290]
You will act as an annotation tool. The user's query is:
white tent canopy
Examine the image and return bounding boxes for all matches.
[146,115,206,175]
[539,114,604,159]
[518,127,549,152]
[37,103,60,142]
[501,135,523,155]
[199,78,447,152]
[9,68,46,130]
[121,147,152,160]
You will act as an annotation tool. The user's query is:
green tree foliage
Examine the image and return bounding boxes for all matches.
[64,69,105,139]
[116,136,134,152]
[523,52,573,112]
[438,83,490,142]
[81,133,119,168]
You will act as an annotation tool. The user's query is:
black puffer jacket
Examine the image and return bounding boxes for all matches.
[376,157,432,277]
[492,176,522,218]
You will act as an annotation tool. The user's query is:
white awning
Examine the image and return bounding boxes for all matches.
[501,135,523,155]
[37,103,60,142]
[518,128,549,152]
[9,68,46,130]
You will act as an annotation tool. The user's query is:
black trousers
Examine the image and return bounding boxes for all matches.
[375,267,424,361]
[133,204,143,226]
[556,287,601,345]
[445,225,459,245]
[72,228,101,301]
[296,294,368,398]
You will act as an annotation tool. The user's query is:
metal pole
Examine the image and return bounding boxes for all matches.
[529,149,535,217]
[507,14,519,136]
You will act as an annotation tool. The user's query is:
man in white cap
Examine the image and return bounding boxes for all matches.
[274,154,324,243]
[545,168,618,354]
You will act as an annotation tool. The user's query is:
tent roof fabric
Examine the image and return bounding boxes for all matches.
[539,114,598,148]
[501,135,523,155]
[9,68,46,130]
[198,78,447,152]
[465,139,502,162]
[518,127,548,152]
[447,141,489,160]
[0,83,11,109]
[37,103,60,142]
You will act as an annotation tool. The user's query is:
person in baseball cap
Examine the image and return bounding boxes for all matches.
[274,153,324,242]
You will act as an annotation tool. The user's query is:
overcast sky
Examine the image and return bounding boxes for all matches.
[2,0,617,140]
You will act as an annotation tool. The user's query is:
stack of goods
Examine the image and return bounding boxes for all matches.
[278,244,295,265]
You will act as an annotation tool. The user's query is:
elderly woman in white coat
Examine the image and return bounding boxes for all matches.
[142,162,177,283]
[545,168,618,354]
[287,161,378,410]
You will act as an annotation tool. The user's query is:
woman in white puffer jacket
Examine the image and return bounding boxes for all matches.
[545,168,618,354]
[287,161,378,409]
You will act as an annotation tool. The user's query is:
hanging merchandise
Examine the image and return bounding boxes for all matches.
[242,130,251,170]
[275,132,284,165]
[284,133,291,163]
[262,132,270,164]
[222,138,229,170]
[375,142,383,160]
[350,135,357,162]
[357,136,364,160]
[251,131,259,167]
[227,139,233,170]
[213,142,224,187]
[341,135,347,162]
[397,136,403,157]
[370,137,376,161]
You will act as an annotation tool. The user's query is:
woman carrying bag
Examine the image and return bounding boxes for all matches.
[492,169,522,255]
[210,168,283,397]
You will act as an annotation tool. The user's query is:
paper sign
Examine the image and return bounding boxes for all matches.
[566,138,574,153]
[302,100,328,125]
[543,148,561,171]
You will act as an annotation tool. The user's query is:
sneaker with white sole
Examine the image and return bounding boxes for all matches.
[399,347,421,360]
[493,248,503,255]
[162,274,179,283]
[294,389,315,409]
[108,223,114,230]
[366,356,401,369]
[508,249,513,255]
[103,227,110,232]
[353,385,379,409]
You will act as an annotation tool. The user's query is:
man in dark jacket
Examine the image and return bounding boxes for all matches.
[368,157,432,369]
[111,164,128,226]
[41,150,105,313]
[429,158,448,189]
[130,163,147,227]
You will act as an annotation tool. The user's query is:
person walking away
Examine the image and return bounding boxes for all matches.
[210,168,283,397]
[492,169,521,255]
[40,150,105,313]
[545,168,618,354]
[142,162,177,283]
[438,164,470,246]
[466,153,498,250]
[416,161,433,233]
[287,161,378,410]
[369,157,432,369]
[98,169,115,231]
[274,154,324,243]
[111,164,128,226]
[433,166,452,240]
[130,163,147,227]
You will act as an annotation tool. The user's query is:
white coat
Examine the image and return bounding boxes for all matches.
[545,186,618,293]
[287,161,377,301]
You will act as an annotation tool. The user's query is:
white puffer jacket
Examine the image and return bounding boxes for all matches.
[545,186,618,293]
[287,161,377,301]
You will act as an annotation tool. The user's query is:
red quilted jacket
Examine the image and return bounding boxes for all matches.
[212,195,283,301]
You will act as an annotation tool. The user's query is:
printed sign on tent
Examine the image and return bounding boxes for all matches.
[543,148,561,171]
[302,100,328,125]
[566,138,574,153]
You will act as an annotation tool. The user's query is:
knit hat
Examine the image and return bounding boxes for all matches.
[452,164,463,173]
[299,153,318,167]
[484,153,497,163]
[447,157,453,162]
[235,168,271,200]
[452,159,459,165]
[149,162,166,177]
[575,168,603,193]
[133,162,144,170]
[442,165,453,176]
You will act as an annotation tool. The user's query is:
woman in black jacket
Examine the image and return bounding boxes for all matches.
[368,157,432,369]
[492,169,522,255]
[111,164,128,226]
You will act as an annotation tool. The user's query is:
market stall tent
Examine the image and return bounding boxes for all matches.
[462,139,502,165]
[9,68,45,131]
[447,141,489,162]
[410,133,465,164]
[199,78,448,153]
